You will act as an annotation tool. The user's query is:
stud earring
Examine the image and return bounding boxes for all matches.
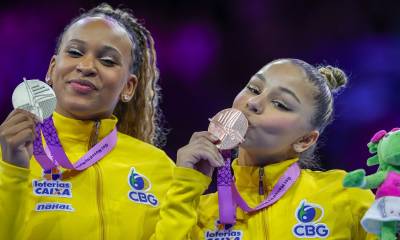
[293,145,302,153]
[122,95,130,102]
[45,76,53,86]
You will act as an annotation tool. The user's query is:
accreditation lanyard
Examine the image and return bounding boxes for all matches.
[33,116,117,171]
[218,152,300,224]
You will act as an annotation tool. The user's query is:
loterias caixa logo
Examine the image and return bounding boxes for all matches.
[33,167,72,198]
[127,167,158,207]
[33,167,74,212]
[204,220,243,240]
[292,200,330,238]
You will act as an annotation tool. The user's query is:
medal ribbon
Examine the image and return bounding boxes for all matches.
[33,116,117,171]
[218,153,300,224]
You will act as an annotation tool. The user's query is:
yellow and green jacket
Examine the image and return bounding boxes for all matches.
[0,112,175,240]
[159,158,377,239]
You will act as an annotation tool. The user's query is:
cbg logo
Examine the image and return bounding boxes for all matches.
[128,168,158,207]
[292,200,329,238]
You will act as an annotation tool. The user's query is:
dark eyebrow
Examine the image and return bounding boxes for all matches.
[255,73,301,104]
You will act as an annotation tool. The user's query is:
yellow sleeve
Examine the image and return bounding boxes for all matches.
[348,187,379,240]
[151,166,211,240]
[0,159,30,240]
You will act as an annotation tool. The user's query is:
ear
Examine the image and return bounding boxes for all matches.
[292,130,320,153]
[120,74,138,102]
[46,55,57,85]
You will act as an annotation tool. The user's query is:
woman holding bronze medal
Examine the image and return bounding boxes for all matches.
[0,4,175,240]
[160,59,378,239]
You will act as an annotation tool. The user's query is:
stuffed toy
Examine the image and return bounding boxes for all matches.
[343,128,400,240]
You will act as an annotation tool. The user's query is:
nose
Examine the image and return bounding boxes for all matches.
[246,95,264,114]
[76,54,97,77]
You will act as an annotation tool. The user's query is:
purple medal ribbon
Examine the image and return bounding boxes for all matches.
[217,150,236,224]
[232,162,300,213]
[218,156,300,224]
[33,116,117,171]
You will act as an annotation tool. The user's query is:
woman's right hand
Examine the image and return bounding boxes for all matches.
[0,109,38,169]
[177,131,225,178]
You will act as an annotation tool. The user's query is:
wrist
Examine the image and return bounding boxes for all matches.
[176,160,194,169]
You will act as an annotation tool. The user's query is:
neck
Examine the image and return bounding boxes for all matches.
[55,106,112,121]
[237,148,298,167]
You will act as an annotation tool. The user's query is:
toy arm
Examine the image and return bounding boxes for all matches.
[366,155,379,166]
[343,169,386,189]
[343,169,366,188]
[362,171,387,189]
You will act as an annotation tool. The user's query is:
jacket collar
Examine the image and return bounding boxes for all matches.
[231,157,299,221]
[52,111,118,143]
[232,157,299,192]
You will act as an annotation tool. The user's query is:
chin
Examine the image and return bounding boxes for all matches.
[239,141,261,150]
[57,102,105,120]
[240,138,276,151]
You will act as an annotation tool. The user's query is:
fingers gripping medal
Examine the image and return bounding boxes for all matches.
[12,78,118,172]
[12,78,57,170]
[12,78,57,122]
[208,108,248,224]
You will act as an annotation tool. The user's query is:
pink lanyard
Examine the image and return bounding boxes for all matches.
[33,116,117,171]
[218,152,300,224]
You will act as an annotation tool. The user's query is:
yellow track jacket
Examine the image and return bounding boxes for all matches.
[0,112,174,240]
[158,158,378,239]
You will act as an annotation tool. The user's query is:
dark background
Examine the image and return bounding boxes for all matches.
[1,0,400,175]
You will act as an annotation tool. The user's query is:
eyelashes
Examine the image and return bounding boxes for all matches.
[246,84,260,94]
[246,84,291,111]
[99,57,116,66]
[272,100,290,111]
[66,48,83,57]
[65,47,118,67]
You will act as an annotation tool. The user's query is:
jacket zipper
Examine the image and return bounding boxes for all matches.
[90,120,105,240]
[94,163,105,240]
[259,167,268,239]
[259,167,264,195]
[89,120,100,148]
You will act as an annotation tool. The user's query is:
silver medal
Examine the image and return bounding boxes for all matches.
[12,78,57,121]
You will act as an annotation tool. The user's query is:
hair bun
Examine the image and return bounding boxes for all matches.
[318,65,348,92]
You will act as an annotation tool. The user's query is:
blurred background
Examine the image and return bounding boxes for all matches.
[1,0,399,179]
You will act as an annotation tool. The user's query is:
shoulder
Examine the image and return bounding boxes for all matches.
[297,168,346,192]
[301,168,374,207]
[302,168,347,180]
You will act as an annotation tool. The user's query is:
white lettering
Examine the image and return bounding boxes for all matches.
[35,202,74,212]
[32,180,72,198]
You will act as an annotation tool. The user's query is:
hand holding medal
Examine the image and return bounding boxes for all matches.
[207,108,248,225]
[1,78,117,171]
[176,108,248,179]
[0,78,56,168]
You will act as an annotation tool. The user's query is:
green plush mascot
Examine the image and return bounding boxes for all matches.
[343,128,400,240]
